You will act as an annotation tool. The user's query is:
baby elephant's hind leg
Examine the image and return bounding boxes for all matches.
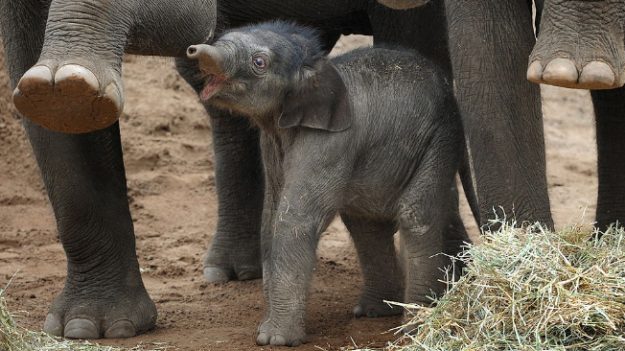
[398,155,459,306]
[399,209,450,306]
[444,185,471,281]
[341,215,403,318]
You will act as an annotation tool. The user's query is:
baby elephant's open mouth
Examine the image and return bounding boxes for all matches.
[200,74,226,101]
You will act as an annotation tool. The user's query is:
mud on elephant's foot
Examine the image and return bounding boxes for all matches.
[202,233,262,283]
[13,60,123,134]
[43,284,156,339]
[256,316,306,347]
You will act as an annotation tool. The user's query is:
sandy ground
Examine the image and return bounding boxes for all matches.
[0,35,597,351]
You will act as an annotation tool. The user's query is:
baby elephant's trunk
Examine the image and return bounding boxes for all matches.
[187,44,226,76]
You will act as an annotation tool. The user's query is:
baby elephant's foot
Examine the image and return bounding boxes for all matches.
[353,298,402,318]
[256,317,306,347]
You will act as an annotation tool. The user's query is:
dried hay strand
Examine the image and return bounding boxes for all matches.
[388,222,625,351]
[0,289,166,351]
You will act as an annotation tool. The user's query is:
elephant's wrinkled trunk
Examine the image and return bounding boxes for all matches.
[187,44,228,101]
[187,44,226,76]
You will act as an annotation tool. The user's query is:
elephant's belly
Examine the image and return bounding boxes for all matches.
[337,141,423,219]
[340,187,400,220]
[339,170,415,220]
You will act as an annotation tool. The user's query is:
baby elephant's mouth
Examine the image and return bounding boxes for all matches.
[200,74,226,101]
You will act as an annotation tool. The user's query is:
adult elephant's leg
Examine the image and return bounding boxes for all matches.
[176,58,263,282]
[2,0,156,339]
[592,87,625,231]
[369,1,451,75]
[0,1,49,85]
[199,112,264,282]
[25,122,157,339]
[446,0,553,228]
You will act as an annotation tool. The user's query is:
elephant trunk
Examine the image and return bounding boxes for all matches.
[187,44,226,76]
[186,44,229,101]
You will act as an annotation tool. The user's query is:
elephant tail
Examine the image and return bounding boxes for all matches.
[459,147,481,228]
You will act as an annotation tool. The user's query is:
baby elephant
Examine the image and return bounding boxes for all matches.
[187,21,468,346]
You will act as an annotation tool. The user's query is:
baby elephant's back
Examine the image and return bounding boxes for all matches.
[331,47,461,161]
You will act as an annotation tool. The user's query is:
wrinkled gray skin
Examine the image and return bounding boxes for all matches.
[528,0,625,90]
[188,22,469,346]
[1,0,553,341]
[527,0,625,230]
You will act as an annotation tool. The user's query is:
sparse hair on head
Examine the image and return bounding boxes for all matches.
[222,20,325,69]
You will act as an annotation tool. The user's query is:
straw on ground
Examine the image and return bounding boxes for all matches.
[386,221,625,351]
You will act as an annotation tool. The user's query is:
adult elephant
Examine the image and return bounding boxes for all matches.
[527,0,625,230]
[1,0,220,339]
[1,0,550,340]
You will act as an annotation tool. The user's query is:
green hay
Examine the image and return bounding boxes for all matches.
[387,222,625,351]
[0,290,166,351]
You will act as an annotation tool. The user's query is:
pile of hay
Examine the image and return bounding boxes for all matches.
[390,222,625,351]
[0,290,163,351]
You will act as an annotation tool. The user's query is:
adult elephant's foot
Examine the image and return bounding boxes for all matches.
[353,287,403,318]
[13,61,123,134]
[353,299,401,318]
[43,282,157,339]
[256,316,306,347]
[203,231,262,283]
[527,0,625,90]
[203,263,261,283]
[376,0,429,10]
[527,59,622,90]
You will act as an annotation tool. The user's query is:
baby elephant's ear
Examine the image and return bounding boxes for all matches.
[279,61,351,132]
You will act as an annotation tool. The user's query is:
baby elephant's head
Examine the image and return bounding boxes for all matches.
[187,21,351,132]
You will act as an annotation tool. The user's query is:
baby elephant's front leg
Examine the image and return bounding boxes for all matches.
[256,192,332,347]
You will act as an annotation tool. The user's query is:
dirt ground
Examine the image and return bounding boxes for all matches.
[0,35,597,351]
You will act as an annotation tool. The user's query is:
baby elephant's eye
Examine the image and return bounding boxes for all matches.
[252,55,267,70]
